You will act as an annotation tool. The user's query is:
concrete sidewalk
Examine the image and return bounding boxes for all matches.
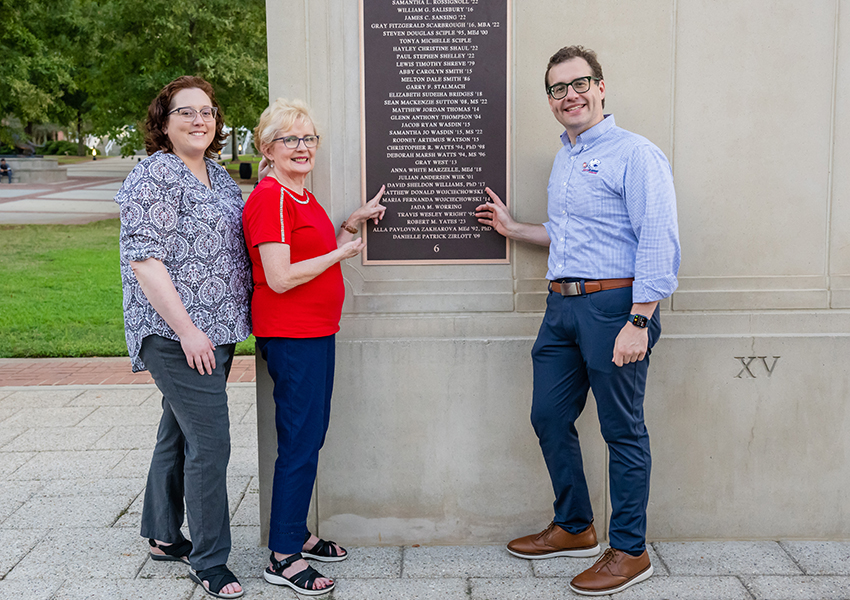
[0,382,847,599]
[0,157,255,225]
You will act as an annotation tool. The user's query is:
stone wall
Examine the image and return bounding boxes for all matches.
[2,157,68,183]
[256,0,850,544]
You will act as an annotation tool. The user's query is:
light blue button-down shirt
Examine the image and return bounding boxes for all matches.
[543,115,680,303]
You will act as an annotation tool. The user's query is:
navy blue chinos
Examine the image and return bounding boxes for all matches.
[530,285,660,555]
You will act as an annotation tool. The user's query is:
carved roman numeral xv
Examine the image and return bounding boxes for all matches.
[734,356,780,378]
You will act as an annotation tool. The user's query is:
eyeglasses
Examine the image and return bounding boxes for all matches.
[272,135,320,149]
[168,106,218,121]
[546,76,601,100]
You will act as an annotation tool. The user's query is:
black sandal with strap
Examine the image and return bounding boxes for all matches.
[189,564,244,599]
[148,538,193,566]
[302,531,349,562]
[263,551,335,596]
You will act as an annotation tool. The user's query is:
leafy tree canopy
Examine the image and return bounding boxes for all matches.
[0,0,76,145]
[0,0,268,155]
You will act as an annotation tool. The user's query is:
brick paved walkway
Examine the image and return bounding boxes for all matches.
[0,356,256,387]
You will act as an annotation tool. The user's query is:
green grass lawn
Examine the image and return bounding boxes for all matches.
[55,155,98,165]
[0,219,255,358]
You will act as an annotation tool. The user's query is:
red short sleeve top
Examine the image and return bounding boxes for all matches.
[242,178,344,338]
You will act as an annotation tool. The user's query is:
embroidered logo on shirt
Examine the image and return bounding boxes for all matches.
[582,159,601,174]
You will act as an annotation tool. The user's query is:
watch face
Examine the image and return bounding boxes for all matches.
[631,314,648,328]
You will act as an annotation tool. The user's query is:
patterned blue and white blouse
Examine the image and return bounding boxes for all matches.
[115,151,252,372]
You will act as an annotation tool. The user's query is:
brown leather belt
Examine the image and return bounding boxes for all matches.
[549,278,634,296]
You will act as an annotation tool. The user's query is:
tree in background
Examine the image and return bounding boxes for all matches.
[0,0,75,148]
[87,0,268,156]
[0,0,268,157]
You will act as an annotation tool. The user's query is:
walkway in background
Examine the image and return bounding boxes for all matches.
[0,157,136,224]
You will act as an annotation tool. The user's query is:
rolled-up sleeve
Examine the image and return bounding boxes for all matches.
[623,144,681,303]
[117,177,175,263]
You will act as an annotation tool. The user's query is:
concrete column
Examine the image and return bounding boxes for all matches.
[255,0,850,544]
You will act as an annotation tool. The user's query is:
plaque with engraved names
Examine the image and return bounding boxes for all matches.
[360,0,510,264]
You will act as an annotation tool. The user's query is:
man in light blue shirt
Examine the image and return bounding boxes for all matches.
[476,45,680,596]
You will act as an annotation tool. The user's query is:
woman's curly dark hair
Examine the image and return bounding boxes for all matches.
[144,76,226,158]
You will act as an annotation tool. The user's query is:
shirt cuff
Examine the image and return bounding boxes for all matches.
[121,236,167,263]
[633,274,678,303]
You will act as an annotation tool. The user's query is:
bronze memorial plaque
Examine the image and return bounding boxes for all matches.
[360,0,511,264]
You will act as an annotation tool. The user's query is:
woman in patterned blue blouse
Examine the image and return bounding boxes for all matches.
[114,76,251,599]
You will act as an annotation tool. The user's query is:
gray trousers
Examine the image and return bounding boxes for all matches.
[139,335,235,570]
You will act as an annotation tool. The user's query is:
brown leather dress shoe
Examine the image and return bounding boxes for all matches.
[507,521,600,559]
[569,547,653,595]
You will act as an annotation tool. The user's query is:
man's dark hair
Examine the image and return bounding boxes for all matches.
[545,45,605,108]
[144,76,226,158]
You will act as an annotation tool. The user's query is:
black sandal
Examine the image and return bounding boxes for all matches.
[148,538,192,566]
[263,551,334,596]
[302,531,349,562]
[189,564,243,599]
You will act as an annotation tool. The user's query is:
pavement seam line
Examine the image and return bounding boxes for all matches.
[229,477,252,522]
[110,484,145,529]
[777,540,808,575]
[0,427,27,451]
[0,527,50,582]
[650,541,672,575]
[738,574,758,600]
[89,425,115,451]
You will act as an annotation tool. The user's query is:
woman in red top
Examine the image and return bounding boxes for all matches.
[243,98,385,596]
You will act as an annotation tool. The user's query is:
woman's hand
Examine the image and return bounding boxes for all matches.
[258,157,271,181]
[259,238,364,295]
[338,238,366,260]
[179,326,217,375]
[348,185,387,227]
[130,258,218,375]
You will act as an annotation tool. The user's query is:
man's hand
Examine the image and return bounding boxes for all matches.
[475,187,516,238]
[474,187,550,246]
[612,322,649,367]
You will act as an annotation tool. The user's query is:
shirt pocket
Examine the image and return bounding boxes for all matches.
[566,166,608,220]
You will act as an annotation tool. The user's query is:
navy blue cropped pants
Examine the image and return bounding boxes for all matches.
[257,335,335,555]
[530,286,660,555]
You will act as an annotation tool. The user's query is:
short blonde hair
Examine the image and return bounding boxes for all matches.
[253,98,319,155]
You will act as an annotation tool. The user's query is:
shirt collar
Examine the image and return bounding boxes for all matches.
[560,114,616,148]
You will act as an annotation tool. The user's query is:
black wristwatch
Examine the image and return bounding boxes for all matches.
[628,314,649,329]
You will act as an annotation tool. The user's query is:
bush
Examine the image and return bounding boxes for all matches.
[58,141,80,155]
[40,140,79,156]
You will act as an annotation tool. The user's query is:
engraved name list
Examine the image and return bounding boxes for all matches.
[360,0,510,263]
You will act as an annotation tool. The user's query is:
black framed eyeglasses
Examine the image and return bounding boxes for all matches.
[546,76,601,100]
[168,106,218,121]
[272,135,320,149]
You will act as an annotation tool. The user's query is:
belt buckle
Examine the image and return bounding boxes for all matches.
[560,281,582,296]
